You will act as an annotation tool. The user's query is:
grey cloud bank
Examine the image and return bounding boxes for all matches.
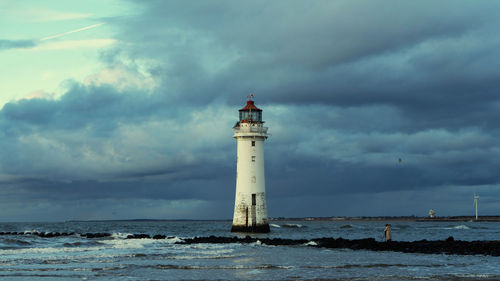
[0,39,37,50]
[1,0,500,221]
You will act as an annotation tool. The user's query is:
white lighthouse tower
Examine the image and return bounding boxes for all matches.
[231,95,270,233]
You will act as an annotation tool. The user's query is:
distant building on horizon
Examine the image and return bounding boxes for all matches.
[231,95,270,233]
[429,209,436,218]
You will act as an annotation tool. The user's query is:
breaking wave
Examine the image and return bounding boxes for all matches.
[62,241,103,247]
[282,224,306,228]
[1,239,31,246]
[444,225,471,230]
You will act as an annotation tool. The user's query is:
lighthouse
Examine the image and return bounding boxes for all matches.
[231,95,270,233]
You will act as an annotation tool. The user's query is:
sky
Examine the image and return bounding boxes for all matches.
[1,0,500,222]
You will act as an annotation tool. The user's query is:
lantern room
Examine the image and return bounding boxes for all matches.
[239,99,263,123]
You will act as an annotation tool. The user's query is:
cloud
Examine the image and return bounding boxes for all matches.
[110,1,500,124]
[1,23,108,52]
[83,64,159,92]
[2,1,500,220]
[0,39,37,50]
[33,39,116,51]
[0,78,235,208]
[25,9,92,22]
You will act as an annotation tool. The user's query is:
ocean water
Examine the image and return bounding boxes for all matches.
[0,220,499,280]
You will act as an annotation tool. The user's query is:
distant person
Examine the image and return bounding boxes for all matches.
[384,224,392,242]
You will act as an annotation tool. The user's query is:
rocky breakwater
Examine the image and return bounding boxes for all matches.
[0,231,78,238]
[1,231,499,256]
[0,231,171,240]
[177,235,500,256]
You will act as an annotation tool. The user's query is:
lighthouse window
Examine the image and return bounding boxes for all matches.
[251,156,256,162]
[240,111,250,121]
[251,141,255,147]
[252,194,256,205]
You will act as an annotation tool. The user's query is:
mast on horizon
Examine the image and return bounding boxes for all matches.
[474,194,479,221]
[231,95,270,233]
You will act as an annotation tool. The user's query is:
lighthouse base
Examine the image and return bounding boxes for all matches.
[231,224,270,233]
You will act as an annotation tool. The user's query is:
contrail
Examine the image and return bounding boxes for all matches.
[40,23,104,41]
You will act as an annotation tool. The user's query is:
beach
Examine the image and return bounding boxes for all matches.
[1,220,499,280]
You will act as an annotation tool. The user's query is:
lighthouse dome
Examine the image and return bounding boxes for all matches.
[239,100,263,122]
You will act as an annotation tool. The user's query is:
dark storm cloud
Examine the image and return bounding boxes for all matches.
[262,102,500,216]
[2,0,500,220]
[131,1,486,67]
[0,80,236,208]
[113,0,500,131]
[0,39,37,50]
[1,83,162,133]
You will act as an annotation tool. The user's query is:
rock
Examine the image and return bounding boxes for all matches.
[491,249,500,256]
[80,232,111,238]
[126,234,151,239]
[175,235,500,256]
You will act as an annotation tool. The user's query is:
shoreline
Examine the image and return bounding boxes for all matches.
[271,216,500,222]
[23,215,500,224]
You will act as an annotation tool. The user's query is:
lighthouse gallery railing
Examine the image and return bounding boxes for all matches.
[234,126,268,135]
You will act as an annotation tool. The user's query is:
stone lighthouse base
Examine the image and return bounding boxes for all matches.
[231,224,270,233]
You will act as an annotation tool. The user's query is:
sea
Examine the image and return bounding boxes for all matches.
[0,220,499,280]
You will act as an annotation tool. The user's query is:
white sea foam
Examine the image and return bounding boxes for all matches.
[452,274,493,278]
[0,234,185,261]
[111,232,133,239]
[0,245,102,256]
[0,246,128,263]
[166,236,184,243]
[168,245,236,260]
[270,224,281,228]
[100,237,166,249]
[443,225,471,230]
[109,233,183,243]
[305,241,318,246]
[171,254,237,260]
[246,269,262,274]
[22,230,43,235]
[182,247,234,255]
[187,243,235,250]
[282,223,305,228]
